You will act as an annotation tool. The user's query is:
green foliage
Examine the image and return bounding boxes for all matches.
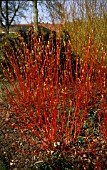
[0,160,7,170]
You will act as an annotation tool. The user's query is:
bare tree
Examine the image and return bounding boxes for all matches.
[43,0,66,23]
[0,0,29,34]
[32,0,66,32]
[32,0,39,32]
[76,0,107,20]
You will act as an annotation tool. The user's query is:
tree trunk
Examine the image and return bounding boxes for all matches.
[0,1,2,28]
[6,0,9,34]
[32,0,39,32]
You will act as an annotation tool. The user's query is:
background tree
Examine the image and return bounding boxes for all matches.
[0,0,29,34]
[41,0,66,23]
[32,0,66,32]
[32,0,39,32]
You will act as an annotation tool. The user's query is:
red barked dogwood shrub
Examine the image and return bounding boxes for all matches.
[0,30,107,169]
